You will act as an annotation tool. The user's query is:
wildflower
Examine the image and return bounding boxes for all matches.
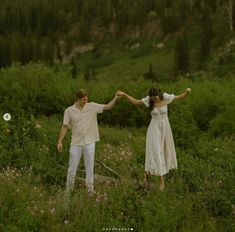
[50,208,56,215]
[30,211,35,216]
[64,220,69,224]
[42,145,49,152]
[36,124,42,129]
[104,193,108,201]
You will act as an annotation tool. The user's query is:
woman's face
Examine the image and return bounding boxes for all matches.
[150,95,160,102]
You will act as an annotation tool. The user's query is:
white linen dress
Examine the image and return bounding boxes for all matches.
[141,93,177,176]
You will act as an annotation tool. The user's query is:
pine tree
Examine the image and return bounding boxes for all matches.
[175,30,189,75]
[84,65,96,81]
[71,58,78,78]
[43,40,55,65]
[200,7,213,61]
[144,63,157,82]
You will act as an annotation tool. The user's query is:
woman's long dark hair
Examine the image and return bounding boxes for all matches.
[148,87,163,111]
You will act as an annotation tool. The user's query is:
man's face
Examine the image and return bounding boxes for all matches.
[80,95,88,104]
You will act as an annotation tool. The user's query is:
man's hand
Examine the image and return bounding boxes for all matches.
[115,91,122,98]
[57,125,68,152]
[57,142,63,152]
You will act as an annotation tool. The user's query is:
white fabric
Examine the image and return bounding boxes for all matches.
[141,92,174,107]
[163,92,175,104]
[141,93,177,176]
[63,102,105,145]
[66,143,95,191]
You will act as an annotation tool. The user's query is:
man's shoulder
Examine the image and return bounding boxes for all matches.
[85,102,97,110]
[65,104,76,112]
[87,102,99,107]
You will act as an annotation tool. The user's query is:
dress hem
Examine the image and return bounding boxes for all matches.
[145,167,178,176]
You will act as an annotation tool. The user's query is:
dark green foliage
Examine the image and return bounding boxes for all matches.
[200,7,214,61]
[70,58,78,78]
[143,63,158,82]
[169,103,199,149]
[0,64,74,116]
[175,31,189,75]
[84,65,96,81]
[91,55,114,69]
[0,63,234,139]
[99,100,149,127]
[130,46,152,59]
[0,0,230,67]
[209,108,235,137]
[192,99,221,130]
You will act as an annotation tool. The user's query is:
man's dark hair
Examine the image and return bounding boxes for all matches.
[76,89,88,99]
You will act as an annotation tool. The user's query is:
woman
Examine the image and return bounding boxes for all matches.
[118,87,191,191]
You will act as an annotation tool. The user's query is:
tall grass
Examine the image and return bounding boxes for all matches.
[0,118,234,231]
[0,61,234,231]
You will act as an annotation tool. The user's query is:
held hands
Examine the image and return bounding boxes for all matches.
[116,90,126,97]
[115,91,122,98]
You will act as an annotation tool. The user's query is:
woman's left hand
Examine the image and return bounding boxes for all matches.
[186,88,191,93]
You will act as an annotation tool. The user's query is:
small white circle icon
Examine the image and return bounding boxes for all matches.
[3,113,11,121]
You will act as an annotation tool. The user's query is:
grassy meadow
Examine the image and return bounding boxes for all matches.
[0,44,235,232]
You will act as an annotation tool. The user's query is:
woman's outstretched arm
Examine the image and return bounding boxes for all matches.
[103,91,120,110]
[117,91,143,105]
[174,88,192,101]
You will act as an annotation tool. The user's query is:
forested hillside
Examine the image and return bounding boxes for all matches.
[0,0,235,71]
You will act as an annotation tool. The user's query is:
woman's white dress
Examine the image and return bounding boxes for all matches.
[141,93,177,176]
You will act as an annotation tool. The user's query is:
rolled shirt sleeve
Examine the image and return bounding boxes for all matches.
[63,109,71,125]
[91,102,105,114]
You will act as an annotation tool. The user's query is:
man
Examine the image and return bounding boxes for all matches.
[57,89,119,194]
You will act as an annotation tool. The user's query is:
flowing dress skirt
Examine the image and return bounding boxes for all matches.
[145,115,177,176]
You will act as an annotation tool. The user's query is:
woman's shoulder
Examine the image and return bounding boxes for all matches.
[141,96,149,107]
[163,92,174,104]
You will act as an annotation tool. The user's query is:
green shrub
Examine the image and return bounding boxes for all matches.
[169,102,199,149]
[130,46,152,59]
[209,107,235,138]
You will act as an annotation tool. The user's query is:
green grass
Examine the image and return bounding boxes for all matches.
[73,39,175,83]
[0,118,234,231]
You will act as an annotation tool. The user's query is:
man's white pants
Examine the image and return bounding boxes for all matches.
[66,143,95,192]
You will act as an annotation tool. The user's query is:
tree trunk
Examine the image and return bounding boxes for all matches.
[228,0,234,31]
